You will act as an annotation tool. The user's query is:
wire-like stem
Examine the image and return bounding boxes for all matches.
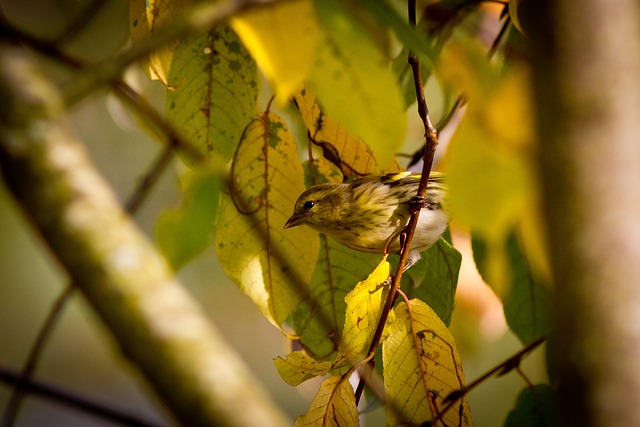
[354,0,439,405]
[431,337,546,424]
[0,364,164,427]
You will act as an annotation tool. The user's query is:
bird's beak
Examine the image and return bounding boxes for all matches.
[284,214,303,229]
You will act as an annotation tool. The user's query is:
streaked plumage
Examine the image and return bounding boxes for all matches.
[284,172,448,264]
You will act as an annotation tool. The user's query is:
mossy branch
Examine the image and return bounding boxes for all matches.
[0,45,289,427]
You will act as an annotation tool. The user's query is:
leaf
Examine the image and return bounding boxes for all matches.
[337,257,392,363]
[310,0,407,168]
[440,41,538,291]
[504,385,556,427]
[404,235,462,326]
[231,0,319,104]
[215,112,319,327]
[472,230,551,345]
[276,257,391,385]
[294,88,403,178]
[274,350,334,387]
[166,26,258,165]
[383,299,472,427]
[295,375,358,427]
[129,0,192,85]
[155,170,222,269]
[360,0,436,68]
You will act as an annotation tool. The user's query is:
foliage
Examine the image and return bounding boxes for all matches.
[131,0,552,425]
[0,0,557,425]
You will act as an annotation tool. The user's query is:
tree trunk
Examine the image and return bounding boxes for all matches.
[529,1,640,425]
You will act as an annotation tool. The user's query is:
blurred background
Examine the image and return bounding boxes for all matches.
[0,0,546,425]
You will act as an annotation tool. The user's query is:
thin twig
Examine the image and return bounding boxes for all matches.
[354,0,439,405]
[0,365,166,427]
[63,0,276,107]
[0,286,75,427]
[1,19,205,164]
[431,336,546,424]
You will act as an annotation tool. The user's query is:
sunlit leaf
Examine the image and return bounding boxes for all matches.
[504,384,556,427]
[404,235,462,326]
[294,88,402,178]
[166,26,257,165]
[472,230,551,345]
[216,112,319,326]
[276,257,391,385]
[383,299,472,426]
[295,375,358,427]
[274,350,334,387]
[231,0,319,104]
[156,169,222,269]
[310,0,407,168]
[337,257,392,362]
[130,0,192,85]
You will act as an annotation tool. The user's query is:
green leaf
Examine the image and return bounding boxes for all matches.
[472,230,552,345]
[295,375,358,427]
[504,385,556,427]
[404,235,462,326]
[289,235,381,359]
[310,0,407,168]
[165,26,257,165]
[215,112,319,327]
[156,170,222,269]
[383,299,472,426]
[360,0,436,68]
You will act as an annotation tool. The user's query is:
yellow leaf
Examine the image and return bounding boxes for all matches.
[383,299,472,426]
[294,88,403,178]
[439,39,541,292]
[337,257,392,362]
[295,375,358,427]
[310,2,407,168]
[273,350,334,387]
[231,0,319,104]
[216,112,319,326]
[130,0,192,85]
[483,68,535,151]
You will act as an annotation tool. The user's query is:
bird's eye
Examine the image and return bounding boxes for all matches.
[303,200,315,210]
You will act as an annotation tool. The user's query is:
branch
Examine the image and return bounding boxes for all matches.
[0,45,289,427]
[63,0,274,107]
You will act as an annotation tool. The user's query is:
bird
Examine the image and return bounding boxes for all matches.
[284,171,449,268]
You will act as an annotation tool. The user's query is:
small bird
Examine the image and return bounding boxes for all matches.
[284,171,449,267]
